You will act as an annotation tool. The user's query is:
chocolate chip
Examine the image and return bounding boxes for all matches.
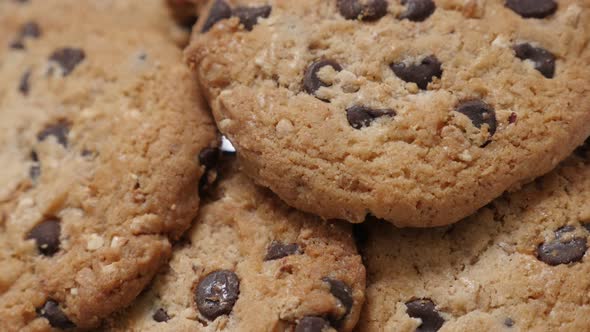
[19,69,31,96]
[26,219,61,256]
[508,112,517,124]
[504,318,515,327]
[505,0,557,19]
[37,122,70,147]
[346,105,395,129]
[37,300,75,329]
[9,21,41,50]
[195,270,240,320]
[455,100,497,137]
[583,223,590,232]
[233,5,272,31]
[201,0,232,32]
[295,316,330,332]
[513,43,555,79]
[405,299,445,332]
[30,150,41,181]
[338,0,388,21]
[391,55,442,89]
[81,149,95,158]
[152,308,170,322]
[49,48,85,76]
[9,40,25,50]
[21,22,41,38]
[199,148,220,170]
[303,59,342,97]
[399,0,436,21]
[264,241,301,261]
[537,226,587,266]
[322,277,353,322]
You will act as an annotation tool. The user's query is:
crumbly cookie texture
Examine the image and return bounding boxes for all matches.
[0,0,218,330]
[358,143,590,331]
[108,158,365,332]
[187,0,590,227]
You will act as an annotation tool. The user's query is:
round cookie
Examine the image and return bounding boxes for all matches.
[186,0,590,227]
[108,157,365,332]
[357,143,590,331]
[0,0,218,330]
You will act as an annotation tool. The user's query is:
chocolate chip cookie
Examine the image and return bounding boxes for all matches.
[109,157,365,331]
[357,145,590,331]
[187,0,590,227]
[0,0,218,330]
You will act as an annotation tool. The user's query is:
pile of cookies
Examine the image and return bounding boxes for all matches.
[1,0,588,331]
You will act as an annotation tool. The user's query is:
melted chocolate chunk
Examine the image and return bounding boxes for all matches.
[37,122,70,147]
[49,48,85,76]
[195,270,240,320]
[26,219,61,256]
[303,59,343,97]
[264,241,301,261]
[505,0,557,19]
[233,5,272,31]
[405,298,445,332]
[346,105,395,129]
[537,226,587,266]
[391,55,442,89]
[19,69,31,96]
[322,277,353,323]
[38,300,75,329]
[152,308,170,322]
[201,0,232,32]
[455,100,497,136]
[513,43,555,78]
[399,0,436,21]
[338,0,388,21]
[295,316,330,332]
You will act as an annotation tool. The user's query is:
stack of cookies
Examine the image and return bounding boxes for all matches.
[1,0,588,331]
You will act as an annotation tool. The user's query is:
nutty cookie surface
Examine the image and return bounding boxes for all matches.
[187,0,590,227]
[109,158,365,332]
[358,144,590,331]
[0,0,218,330]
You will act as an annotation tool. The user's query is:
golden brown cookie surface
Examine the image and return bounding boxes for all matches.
[0,0,218,330]
[187,0,590,227]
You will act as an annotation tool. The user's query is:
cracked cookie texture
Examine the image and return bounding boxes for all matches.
[358,143,590,331]
[187,0,590,227]
[108,158,365,332]
[0,0,218,330]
